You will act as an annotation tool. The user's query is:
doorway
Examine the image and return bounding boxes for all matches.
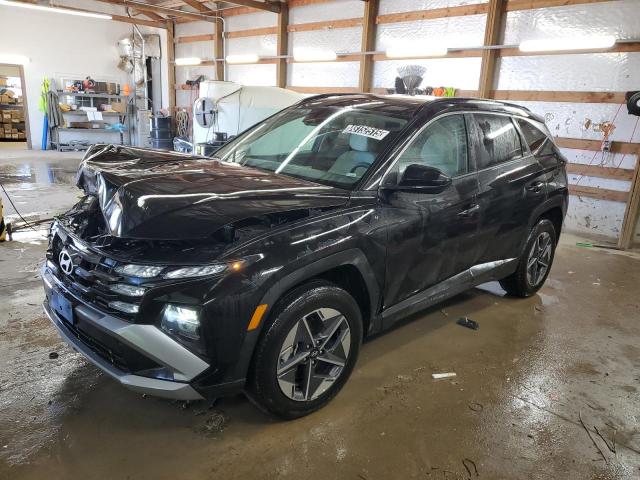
[0,63,31,150]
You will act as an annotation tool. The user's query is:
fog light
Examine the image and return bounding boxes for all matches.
[108,300,139,314]
[109,283,146,297]
[161,305,200,340]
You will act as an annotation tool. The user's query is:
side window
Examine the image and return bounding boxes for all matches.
[472,114,523,169]
[516,118,548,153]
[393,114,469,180]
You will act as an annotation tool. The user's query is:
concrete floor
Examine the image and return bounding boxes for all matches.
[1,148,640,479]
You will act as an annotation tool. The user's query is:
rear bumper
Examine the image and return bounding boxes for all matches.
[42,267,208,401]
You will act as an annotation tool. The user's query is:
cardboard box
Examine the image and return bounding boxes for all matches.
[110,102,127,114]
[0,78,7,87]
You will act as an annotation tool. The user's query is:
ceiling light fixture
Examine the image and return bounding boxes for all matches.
[293,49,337,62]
[175,57,202,66]
[385,44,448,59]
[0,0,112,20]
[519,35,616,52]
[225,54,260,64]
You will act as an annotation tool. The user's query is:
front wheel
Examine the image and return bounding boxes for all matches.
[500,219,557,297]
[246,280,362,419]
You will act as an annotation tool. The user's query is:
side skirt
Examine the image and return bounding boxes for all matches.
[381,258,518,328]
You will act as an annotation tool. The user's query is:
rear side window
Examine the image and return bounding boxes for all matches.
[516,118,548,153]
[472,113,523,169]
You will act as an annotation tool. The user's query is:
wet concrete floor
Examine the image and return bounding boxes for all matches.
[1,149,640,479]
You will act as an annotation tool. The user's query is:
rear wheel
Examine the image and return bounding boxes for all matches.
[500,219,557,297]
[247,280,362,419]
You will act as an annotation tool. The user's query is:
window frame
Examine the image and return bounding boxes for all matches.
[513,116,552,156]
[379,112,474,187]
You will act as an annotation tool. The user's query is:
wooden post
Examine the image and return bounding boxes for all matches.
[166,20,177,115]
[276,3,289,88]
[618,147,640,249]
[477,0,506,98]
[215,16,225,80]
[358,0,378,93]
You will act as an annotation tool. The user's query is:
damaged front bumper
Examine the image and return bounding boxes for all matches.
[42,266,209,401]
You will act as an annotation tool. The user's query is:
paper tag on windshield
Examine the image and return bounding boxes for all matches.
[343,124,390,140]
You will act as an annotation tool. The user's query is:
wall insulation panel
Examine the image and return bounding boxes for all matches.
[290,0,364,23]
[289,27,363,55]
[508,101,640,143]
[373,57,482,91]
[227,64,277,86]
[225,11,278,31]
[227,35,277,57]
[289,62,360,88]
[566,197,627,238]
[497,53,640,92]
[379,0,487,15]
[376,14,487,50]
[503,0,640,45]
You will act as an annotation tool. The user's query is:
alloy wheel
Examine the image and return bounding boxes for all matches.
[277,307,351,402]
[526,231,552,287]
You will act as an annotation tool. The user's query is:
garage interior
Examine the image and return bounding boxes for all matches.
[1,0,640,478]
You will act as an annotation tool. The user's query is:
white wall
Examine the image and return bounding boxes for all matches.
[0,1,168,149]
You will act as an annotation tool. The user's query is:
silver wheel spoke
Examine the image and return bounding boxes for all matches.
[318,314,346,350]
[277,351,309,376]
[317,351,346,367]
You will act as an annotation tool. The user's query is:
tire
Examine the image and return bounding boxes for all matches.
[246,280,362,419]
[499,219,557,297]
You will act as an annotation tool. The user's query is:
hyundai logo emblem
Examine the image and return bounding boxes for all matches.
[58,249,74,275]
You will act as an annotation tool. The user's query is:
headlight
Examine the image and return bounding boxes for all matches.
[108,300,140,314]
[163,264,227,279]
[161,305,200,340]
[115,264,164,278]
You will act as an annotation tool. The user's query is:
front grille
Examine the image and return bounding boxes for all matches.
[58,310,161,373]
[47,229,140,319]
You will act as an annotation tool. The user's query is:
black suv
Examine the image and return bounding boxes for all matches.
[43,95,567,418]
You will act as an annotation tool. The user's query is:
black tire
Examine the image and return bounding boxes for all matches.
[500,219,557,297]
[246,280,362,419]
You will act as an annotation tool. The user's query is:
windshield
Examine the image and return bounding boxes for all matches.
[214,102,409,189]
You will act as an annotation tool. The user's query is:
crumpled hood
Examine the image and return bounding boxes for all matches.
[77,145,350,240]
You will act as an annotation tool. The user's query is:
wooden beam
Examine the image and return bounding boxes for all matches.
[376,3,488,24]
[215,16,224,80]
[492,90,626,103]
[95,0,217,22]
[175,34,216,43]
[225,0,280,13]
[225,26,278,38]
[506,0,617,12]
[180,0,216,12]
[167,21,177,118]
[111,14,167,28]
[566,163,635,181]
[568,184,629,203]
[276,3,289,88]
[359,0,378,93]
[288,18,362,32]
[555,137,639,155]
[478,0,506,98]
[618,147,640,248]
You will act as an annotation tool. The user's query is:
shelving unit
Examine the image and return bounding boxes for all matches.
[0,75,26,142]
[51,91,132,151]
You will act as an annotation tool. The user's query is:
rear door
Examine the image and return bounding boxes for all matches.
[380,113,481,308]
[470,113,547,263]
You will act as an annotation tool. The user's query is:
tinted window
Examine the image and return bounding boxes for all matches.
[473,114,523,169]
[516,118,548,153]
[392,114,468,180]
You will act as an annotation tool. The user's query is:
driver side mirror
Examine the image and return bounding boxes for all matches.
[385,164,452,192]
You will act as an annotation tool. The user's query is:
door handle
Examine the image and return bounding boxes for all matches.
[457,204,480,217]
[526,181,545,193]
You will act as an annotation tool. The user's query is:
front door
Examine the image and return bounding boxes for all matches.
[379,113,480,310]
